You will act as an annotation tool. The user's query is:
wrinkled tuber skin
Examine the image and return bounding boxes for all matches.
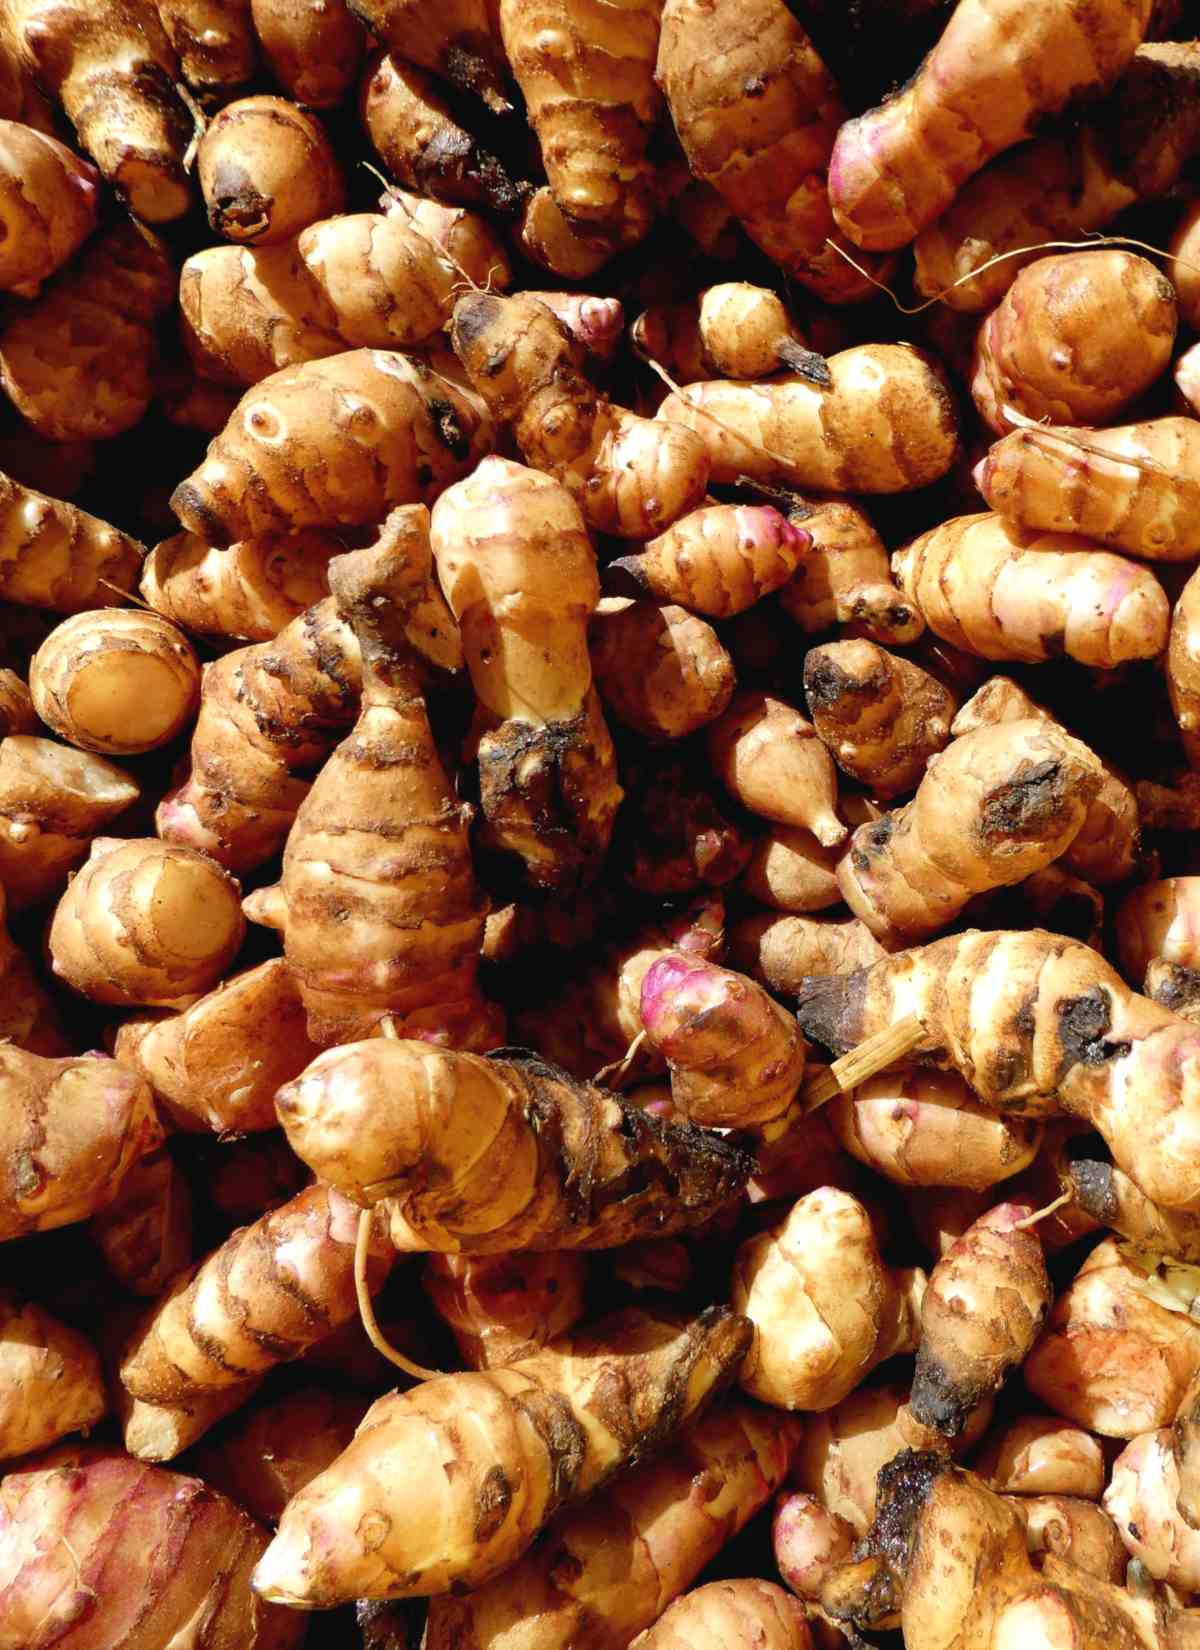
[275,1038,752,1252]
[633,1579,813,1650]
[424,1403,798,1650]
[1105,1429,1200,1587]
[0,1291,106,1460]
[733,1187,926,1411]
[0,1046,160,1241]
[796,928,1200,1212]
[804,638,957,799]
[589,599,736,743]
[253,1305,752,1605]
[119,1184,392,1403]
[911,1202,1050,1437]
[729,912,885,999]
[141,530,338,641]
[0,1449,305,1649]
[423,1251,589,1369]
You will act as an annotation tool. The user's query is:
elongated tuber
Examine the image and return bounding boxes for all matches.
[709,691,845,847]
[141,529,337,641]
[49,837,245,1007]
[804,639,956,799]
[0,1291,106,1459]
[275,1037,752,1251]
[732,1187,926,1410]
[0,735,139,907]
[608,503,807,619]
[250,0,365,107]
[171,348,493,545]
[350,0,511,111]
[198,96,343,244]
[0,121,96,296]
[894,512,1170,668]
[778,496,924,646]
[0,470,143,612]
[253,1304,751,1604]
[589,597,734,741]
[423,1251,588,1368]
[30,610,199,756]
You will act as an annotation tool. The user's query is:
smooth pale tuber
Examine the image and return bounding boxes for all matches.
[773,1492,856,1601]
[30,610,199,755]
[250,0,365,107]
[709,691,845,847]
[1104,1428,1200,1587]
[974,1414,1106,1499]
[740,827,840,914]
[197,96,343,244]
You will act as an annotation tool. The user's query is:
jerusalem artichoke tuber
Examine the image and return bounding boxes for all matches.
[350,0,511,111]
[0,1291,106,1460]
[740,827,840,914]
[141,530,337,642]
[632,284,831,385]
[777,496,924,646]
[974,1414,1106,1499]
[192,1387,372,1525]
[729,912,885,998]
[29,610,200,756]
[589,597,735,741]
[423,1251,588,1369]
[1105,1428,1200,1587]
[0,470,143,612]
[250,0,365,107]
[709,691,845,847]
[89,1147,191,1298]
[773,1492,856,1601]
[1116,877,1200,987]
[0,121,96,296]
[803,639,956,799]
[198,96,343,245]
[607,503,808,619]
[0,880,64,1053]
[632,1580,812,1650]
[156,0,259,98]
[0,670,33,736]
[0,735,139,907]
[1168,563,1200,767]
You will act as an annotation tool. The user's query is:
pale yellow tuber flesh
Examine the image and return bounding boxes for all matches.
[197,96,343,245]
[30,610,200,756]
[423,1251,589,1369]
[0,1290,106,1460]
[252,1305,751,1605]
[141,530,338,642]
[709,691,845,848]
[732,1186,926,1410]
[0,735,139,907]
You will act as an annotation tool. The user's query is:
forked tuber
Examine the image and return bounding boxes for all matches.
[29,610,200,755]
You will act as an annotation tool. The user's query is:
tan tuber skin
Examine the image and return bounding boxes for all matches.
[608,503,808,619]
[895,512,1170,669]
[89,1147,191,1298]
[141,529,337,642]
[113,958,322,1134]
[275,1037,752,1252]
[1176,1367,1200,1529]
[1116,877,1200,986]
[951,676,1139,886]
[50,837,244,1008]
[192,1387,372,1526]
[0,219,176,443]
[0,880,65,1053]
[804,639,956,799]
[773,1492,856,1601]
[244,510,499,1049]
[741,827,840,914]
[170,347,493,545]
[974,1415,1106,1499]
[120,1184,391,1404]
[252,1304,751,1605]
[728,912,885,998]
[424,1403,797,1650]
[526,290,625,362]
[1062,1147,1200,1260]
[632,1580,812,1650]
[249,0,365,107]
[828,1067,1043,1190]
[0,1449,305,1650]
[0,735,139,907]
[837,720,1103,947]
[658,345,959,493]
[515,185,614,278]
[0,1291,106,1460]
[828,0,1153,251]
[30,610,200,755]
[0,121,97,296]
[978,417,1200,562]
[1105,1429,1200,1587]
[198,97,343,245]
[0,468,143,611]
[710,691,845,848]
[0,670,34,736]
[349,0,512,113]
[432,457,621,888]
[156,0,259,98]
[0,1044,160,1240]
[423,1251,589,1369]
[971,252,1177,435]
[639,951,807,1133]
[732,1187,926,1410]
[778,497,924,646]
[1169,564,1200,766]
[589,598,735,741]
[632,286,831,385]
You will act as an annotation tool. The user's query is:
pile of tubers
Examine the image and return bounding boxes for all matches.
[10,0,1200,1647]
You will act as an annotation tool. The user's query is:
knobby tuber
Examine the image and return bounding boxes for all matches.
[1104,1428,1200,1588]
[423,1251,588,1369]
[632,1580,812,1650]
[141,529,337,641]
[590,598,735,742]
[0,120,96,296]
[0,735,139,907]
[778,497,924,646]
[608,503,807,619]
[709,691,845,848]
[0,1290,106,1460]
[804,639,956,799]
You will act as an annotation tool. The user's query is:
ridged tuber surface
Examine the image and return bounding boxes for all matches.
[30,610,199,755]
[424,1402,796,1650]
[7,0,195,222]
[778,497,923,645]
[0,121,97,296]
[740,826,840,914]
[49,836,245,1007]
[275,1037,752,1251]
[0,470,143,612]
[589,597,734,741]
[252,1304,752,1604]
[1105,1428,1200,1586]
[974,1414,1106,1498]
[609,503,807,619]
[432,457,621,887]
[729,912,885,998]
[828,1067,1042,1190]
[971,251,1177,434]
[732,1187,926,1410]
[155,593,361,871]
[157,0,259,97]
[836,719,1102,945]
[192,1387,372,1526]
[0,1044,160,1239]
[0,735,139,907]
[244,510,498,1048]
[804,639,956,799]
[198,96,343,244]
[1169,563,1200,766]
[657,0,883,301]
[113,957,321,1133]
[639,950,807,1131]
[451,291,709,538]
[89,1147,191,1297]
[0,219,176,441]
[827,0,1153,250]
[709,691,845,847]
[1116,877,1200,986]
[350,0,511,111]
[911,1201,1050,1437]
[120,1184,390,1402]
[361,54,523,213]
[795,927,1200,1211]
[979,417,1200,563]
[423,1251,588,1368]
[894,512,1170,668]
[658,346,958,493]
[633,1579,812,1650]
[250,0,365,107]
[170,347,493,545]
[141,529,336,641]
[951,675,1139,886]
[632,284,830,384]
[500,0,662,246]
[912,43,1200,311]
[0,1290,106,1459]
[516,185,614,278]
